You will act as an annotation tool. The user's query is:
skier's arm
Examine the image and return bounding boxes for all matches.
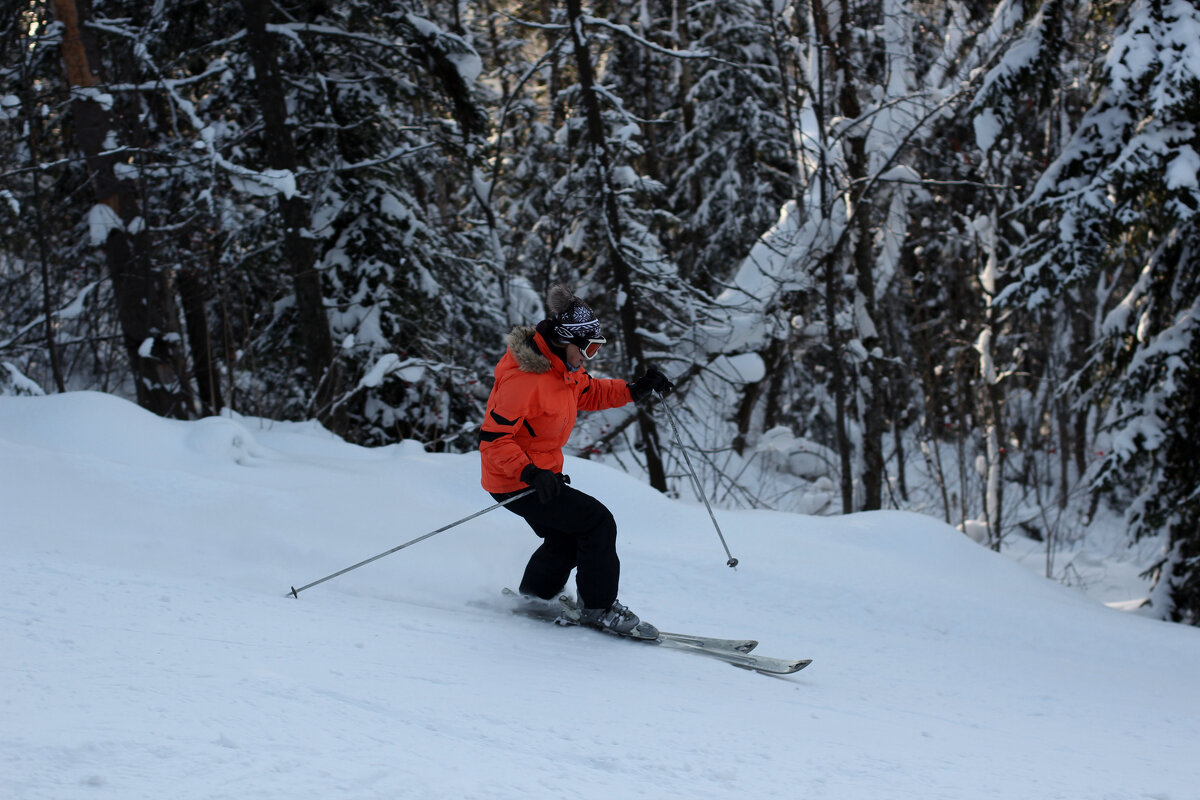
[480,405,536,481]
[480,373,544,481]
[576,373,634,412]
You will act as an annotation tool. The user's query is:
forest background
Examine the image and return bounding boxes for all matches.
[2,0,1198,624]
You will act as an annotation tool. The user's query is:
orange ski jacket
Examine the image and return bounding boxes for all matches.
[480,326,632,493]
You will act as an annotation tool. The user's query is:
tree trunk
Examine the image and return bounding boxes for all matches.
[19,43,66,392]
[177,262,223,416]
[824,251,854,514]
[565,0,667,492]
[978,327,1006,550]
[50,0,190,417]
[733,338,783,456]
[884,306,909,503]
[543,0,567,129]
[808,11,854,514]
[241,0,336,413]
[763,0,801,184]
[848,131,884,510]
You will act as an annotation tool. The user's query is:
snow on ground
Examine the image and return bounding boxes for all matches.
[1002,509,1166,613]
[2,392,1199,800]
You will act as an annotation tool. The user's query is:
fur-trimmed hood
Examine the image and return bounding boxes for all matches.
[505,325,552,374]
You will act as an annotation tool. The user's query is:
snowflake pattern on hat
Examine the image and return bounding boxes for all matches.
[553,305,601,341]
[548,286,602,341]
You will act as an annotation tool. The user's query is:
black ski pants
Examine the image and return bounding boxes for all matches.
[491,484,620,610]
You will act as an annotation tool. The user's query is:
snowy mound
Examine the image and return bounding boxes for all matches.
[2,392,1198,799]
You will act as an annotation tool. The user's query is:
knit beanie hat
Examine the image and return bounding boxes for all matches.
[546,284,602,343]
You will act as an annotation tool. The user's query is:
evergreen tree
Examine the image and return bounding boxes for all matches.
[1,3,70,395]
[1001,0,1200,621]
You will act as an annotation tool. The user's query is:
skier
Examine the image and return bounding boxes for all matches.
[480,285,673,636]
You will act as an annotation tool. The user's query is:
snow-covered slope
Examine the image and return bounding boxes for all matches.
[3,392,1198,799]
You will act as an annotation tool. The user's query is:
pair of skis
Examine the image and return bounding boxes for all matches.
[502,589,811,676]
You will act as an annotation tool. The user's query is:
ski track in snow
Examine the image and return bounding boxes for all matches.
[2,392,1199,800]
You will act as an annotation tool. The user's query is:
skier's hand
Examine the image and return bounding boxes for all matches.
[520,464,564,504]
[628,366,674,402]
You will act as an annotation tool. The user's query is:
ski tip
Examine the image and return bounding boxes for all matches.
[738,658,812,676]
[772,659,812,675]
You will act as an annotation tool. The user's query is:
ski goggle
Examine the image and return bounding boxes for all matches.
[577,337,606,360]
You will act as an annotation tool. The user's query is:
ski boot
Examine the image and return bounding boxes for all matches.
[578,600,659,639]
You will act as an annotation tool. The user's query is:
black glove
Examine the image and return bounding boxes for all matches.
[628,366,674,402]
[520,464,565,504]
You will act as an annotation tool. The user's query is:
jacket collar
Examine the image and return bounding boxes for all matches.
[505,325,568,376]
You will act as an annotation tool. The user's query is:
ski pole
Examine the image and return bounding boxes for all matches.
[656,390,739,568]
[288,488,535,597]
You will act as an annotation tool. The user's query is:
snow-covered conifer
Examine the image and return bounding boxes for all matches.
[1001,0,1200,622]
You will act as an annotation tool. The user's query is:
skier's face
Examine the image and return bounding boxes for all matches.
[564,343,585,371]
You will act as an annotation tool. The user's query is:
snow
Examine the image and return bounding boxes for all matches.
[969,0,1049,112]
[1165,145,1200,191]
[87,203,124,247]
[71,86,114,111]
[3,392,1200,800]
[706,352,765,384]
[404,13,482,85]
[0,362,44,396]
[973,107,1000,152]
[611,165,640,187]
[0,94,19,120]
[228,167,297,200]
[379,192,410,222]
[357,353,428,388]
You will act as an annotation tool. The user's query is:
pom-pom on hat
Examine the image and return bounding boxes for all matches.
[547,284,602,343]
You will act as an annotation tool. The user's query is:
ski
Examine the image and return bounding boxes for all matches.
[501,589,809,675]
[657,631,758,654]
[651,637,811,675]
